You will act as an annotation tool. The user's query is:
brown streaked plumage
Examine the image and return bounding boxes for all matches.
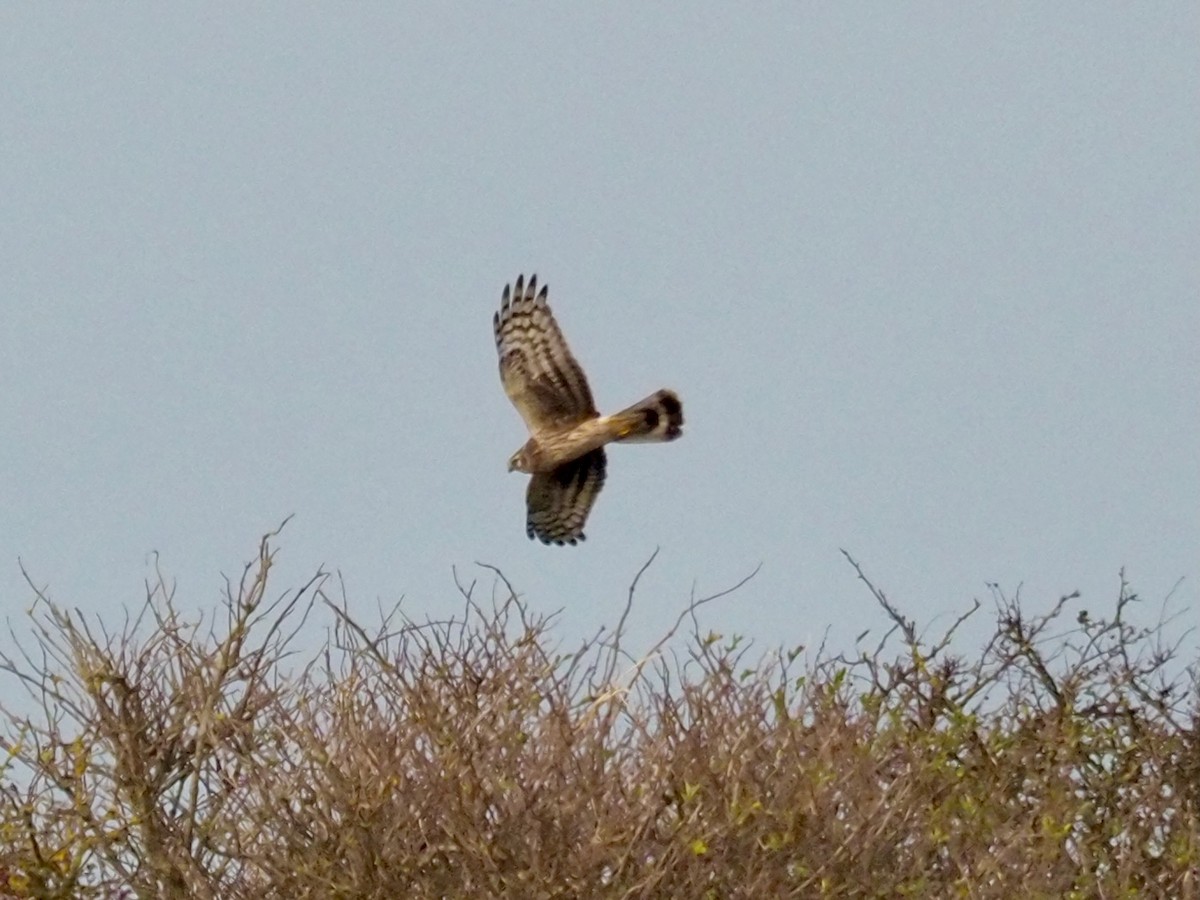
[494,274,684,545]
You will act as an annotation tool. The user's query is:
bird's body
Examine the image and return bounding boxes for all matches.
[509,417,613,474]
[508,394,683,474]
[493,274,684,545]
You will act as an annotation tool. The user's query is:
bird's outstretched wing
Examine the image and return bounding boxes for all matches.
[494,275,597,434]
[524,448,607,545]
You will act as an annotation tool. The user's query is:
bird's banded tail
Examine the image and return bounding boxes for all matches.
[606,389,684,443]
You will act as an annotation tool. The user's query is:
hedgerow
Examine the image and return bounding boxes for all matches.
[1,528,1195,898]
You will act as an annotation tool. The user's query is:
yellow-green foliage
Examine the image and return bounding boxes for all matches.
[0,532,1195,898]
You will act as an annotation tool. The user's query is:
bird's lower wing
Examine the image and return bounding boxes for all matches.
[525,448,607,545]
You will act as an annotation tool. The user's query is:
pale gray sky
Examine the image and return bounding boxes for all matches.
[2,5,1196,656]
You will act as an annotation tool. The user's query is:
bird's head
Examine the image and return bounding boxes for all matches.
[507,447,532,473]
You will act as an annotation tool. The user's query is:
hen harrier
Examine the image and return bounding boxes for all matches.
[494,274,684,545]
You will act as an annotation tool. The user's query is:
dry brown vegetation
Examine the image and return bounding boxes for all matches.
[1,527,1197,899]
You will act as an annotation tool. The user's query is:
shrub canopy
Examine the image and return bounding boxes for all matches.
[1,531,1196,898]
